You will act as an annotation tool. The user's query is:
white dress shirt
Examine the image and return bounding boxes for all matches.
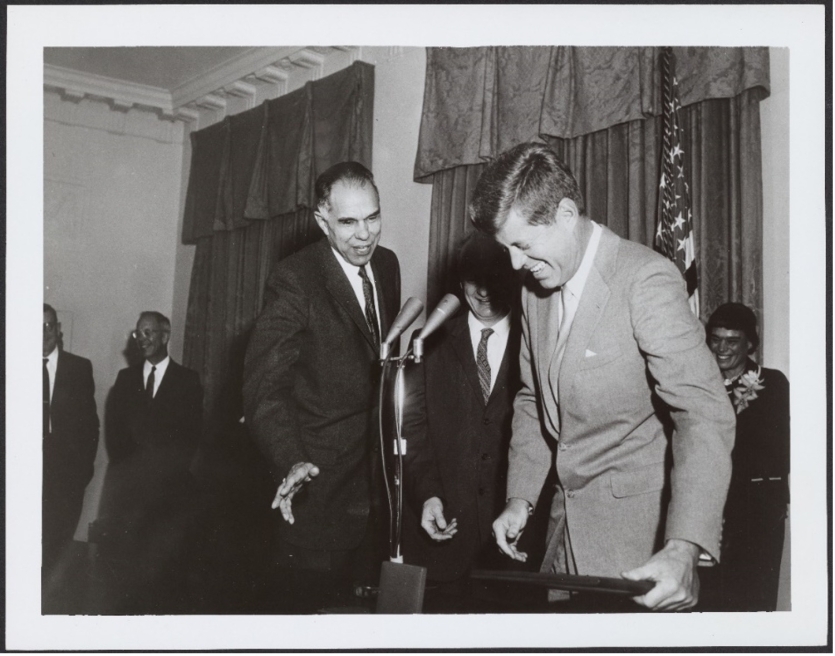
[44,346,58,403]
[467,311,511,394]
[332,247,381,336]
[558,221,603,332]
[143,355,170,398]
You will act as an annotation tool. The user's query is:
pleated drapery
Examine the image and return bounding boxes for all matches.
[181,62,375,451]
[416,47,770,342]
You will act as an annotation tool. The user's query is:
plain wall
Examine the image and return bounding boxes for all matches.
[44,90,185,538]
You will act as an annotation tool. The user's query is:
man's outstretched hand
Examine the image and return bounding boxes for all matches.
[272,461,320,524]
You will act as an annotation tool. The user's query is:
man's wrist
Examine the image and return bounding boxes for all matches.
[664,538,701,563]
[506,497,534,515]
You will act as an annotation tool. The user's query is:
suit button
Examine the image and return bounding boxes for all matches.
[558,442,568,451]
[482,417,491,425]
[478,487,485,495]
[481,453,490,461]
[566,489,575,498]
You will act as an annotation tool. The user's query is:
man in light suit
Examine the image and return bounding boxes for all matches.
[243,161,401,612]
[403,233,527,611]
[100,310,203,612]
[42,304,99,590]
[470,142,735,611]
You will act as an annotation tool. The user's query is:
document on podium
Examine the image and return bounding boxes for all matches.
[471,570,655,596]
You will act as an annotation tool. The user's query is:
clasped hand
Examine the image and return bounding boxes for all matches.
[272,461,320,524]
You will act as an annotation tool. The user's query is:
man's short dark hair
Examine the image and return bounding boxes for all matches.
[469,142,585,236]
[454,231,516,308]
[43,303,58,324]
[314,161,379,212]
[139,311,171,332]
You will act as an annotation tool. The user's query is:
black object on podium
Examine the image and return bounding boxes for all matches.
[376,561,427,614]
[470,570,655,596]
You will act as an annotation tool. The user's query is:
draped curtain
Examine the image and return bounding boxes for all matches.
[181,61,375,458]
[415,47,770,347]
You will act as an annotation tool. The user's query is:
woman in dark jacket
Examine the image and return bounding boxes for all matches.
[702,302,790,611]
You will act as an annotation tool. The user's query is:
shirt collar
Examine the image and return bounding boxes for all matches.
[145,355,170,376]
[468,310,511,338]
[44,346,58,365]
[331,247,374,280]
[563,221,603,300]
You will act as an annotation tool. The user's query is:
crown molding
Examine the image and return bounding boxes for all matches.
[44,64,173,113]
[171,46,304,108]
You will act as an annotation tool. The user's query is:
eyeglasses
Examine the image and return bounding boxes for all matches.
[43,322,58,332]
[132,329,164,340]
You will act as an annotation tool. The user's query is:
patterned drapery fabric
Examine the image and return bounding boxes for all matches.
[182,62,375,457]
[418,47,770,352]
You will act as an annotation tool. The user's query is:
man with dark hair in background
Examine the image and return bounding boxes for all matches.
[99,310,203,613]
[42,303,99,611]
[470,142,735,611]
[402,232,546,612]
[243,161,401,613]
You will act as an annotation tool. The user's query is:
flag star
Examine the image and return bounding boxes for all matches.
[660,173,667,189]
[673,213,685,229]
[672,144,684,159]
[677,238,687,252]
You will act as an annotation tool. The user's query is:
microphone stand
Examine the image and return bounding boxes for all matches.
[378,344,414,562]
[376,343,426,612]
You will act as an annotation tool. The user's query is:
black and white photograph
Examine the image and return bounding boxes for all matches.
[6,3,828,651]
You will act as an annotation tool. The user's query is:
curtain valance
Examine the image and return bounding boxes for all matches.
[182,60,375,243]
[414,46,769,181]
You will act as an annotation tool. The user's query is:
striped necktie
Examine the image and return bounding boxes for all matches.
[477,328,494,402]
[358,265,380,346]
[43,357,50,434]
[146,365,156,404]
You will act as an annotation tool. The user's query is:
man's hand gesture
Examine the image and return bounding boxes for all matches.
[421,497,458,541]
[492,498,531,562]
[272,461,320,524]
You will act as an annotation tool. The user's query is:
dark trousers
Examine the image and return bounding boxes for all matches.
[267,513,385,614]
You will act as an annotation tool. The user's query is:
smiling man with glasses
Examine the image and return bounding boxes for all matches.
[98,310,203,613]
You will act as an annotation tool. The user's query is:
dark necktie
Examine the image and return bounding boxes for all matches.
[146,365,156,404]
[477,328,494,402]
[43,357,50,434]
[358,265,380,346]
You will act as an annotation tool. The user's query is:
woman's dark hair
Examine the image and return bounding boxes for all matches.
[706,302,760,352]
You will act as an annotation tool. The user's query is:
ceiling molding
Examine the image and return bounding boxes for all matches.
[44,64,173,113]
[170,46,304,108]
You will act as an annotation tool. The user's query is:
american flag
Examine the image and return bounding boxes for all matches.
[655,47,700,317]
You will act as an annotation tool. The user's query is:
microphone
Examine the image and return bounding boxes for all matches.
[380,297,424,359]
[413,294,461,362]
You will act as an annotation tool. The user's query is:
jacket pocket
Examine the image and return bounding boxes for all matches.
[610,463,666,498]
[577,348,623,371]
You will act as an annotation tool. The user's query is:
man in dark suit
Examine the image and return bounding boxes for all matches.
[403,233,531,612]
[100,310,203,612]
[42,303,99,592]
[243,161,401,613]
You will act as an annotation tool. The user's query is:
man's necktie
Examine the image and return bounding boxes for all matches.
[43,357,50,434]
[477,328,494,402]
[358,265,380,346]
[146,365,156,404]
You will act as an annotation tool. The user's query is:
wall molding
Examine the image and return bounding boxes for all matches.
[43,46,363,127]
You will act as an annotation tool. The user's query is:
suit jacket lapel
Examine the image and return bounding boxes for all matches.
[558,229,617,404]
[485,319,519,409]
[320,242,377,348]
[449,315,485,404]
[370,255,391,336]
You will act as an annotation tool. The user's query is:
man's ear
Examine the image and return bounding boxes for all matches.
[313,209,329,236]
[556,198,579,227]
[161,331,171,347]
